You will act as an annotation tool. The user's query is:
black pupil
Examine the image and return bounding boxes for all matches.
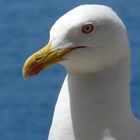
[83,25,93,33]
[86,26,90,31]
[82,24,94,33]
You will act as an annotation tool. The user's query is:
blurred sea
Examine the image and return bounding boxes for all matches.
[0,0,140,140]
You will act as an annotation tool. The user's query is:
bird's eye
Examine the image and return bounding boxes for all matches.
[81,24,95,34]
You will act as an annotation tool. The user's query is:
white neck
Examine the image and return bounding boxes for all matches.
[67,57,135,140]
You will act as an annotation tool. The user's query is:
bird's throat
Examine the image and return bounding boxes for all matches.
[67,59,135,140]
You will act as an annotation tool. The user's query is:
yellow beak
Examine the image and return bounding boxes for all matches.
[23,42,84,78]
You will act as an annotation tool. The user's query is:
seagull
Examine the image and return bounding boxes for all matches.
[23,4,140,140]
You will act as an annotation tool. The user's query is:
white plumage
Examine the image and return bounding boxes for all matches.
[47,5,140,140]
[23,4,140,140]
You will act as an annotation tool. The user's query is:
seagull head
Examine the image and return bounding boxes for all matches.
[23,5,129,78]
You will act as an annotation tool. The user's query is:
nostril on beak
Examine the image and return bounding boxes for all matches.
[36,56,44,62]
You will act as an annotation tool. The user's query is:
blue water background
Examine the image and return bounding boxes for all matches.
[0,0,140,140]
